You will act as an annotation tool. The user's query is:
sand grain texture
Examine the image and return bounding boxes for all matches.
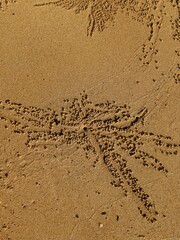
[0,0,180,239]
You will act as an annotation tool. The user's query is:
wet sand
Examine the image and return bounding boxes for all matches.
[0,1,180,239]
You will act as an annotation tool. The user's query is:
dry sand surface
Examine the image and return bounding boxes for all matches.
[0,0,180,239]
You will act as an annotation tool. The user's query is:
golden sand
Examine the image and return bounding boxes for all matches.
[0,1,180,239]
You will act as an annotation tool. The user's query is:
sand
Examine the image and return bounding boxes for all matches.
[0,0,180,239]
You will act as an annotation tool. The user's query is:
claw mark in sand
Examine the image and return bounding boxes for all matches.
[0,92,179,222]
